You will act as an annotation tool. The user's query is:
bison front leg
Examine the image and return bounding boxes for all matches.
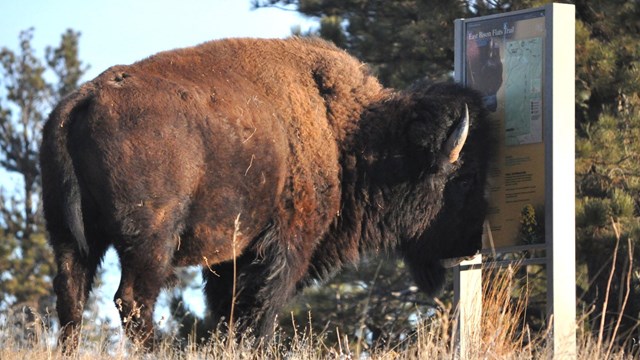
[252,248,310,337]
[204,237,312,340]
[203,252,256,332]
[203,252,273,337]
[114,246,173,351]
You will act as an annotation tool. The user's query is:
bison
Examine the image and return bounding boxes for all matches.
[40,37,490,352]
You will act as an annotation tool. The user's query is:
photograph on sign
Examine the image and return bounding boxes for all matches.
[462,11,546,249]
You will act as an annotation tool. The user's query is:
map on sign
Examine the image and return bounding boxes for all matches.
[462,12,547,248]
[504,37,543,145]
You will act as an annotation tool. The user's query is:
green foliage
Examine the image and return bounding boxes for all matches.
[610,189,634,219]
[45,29,90,102]
[0,28,87,317]
[282,257,438,351]
[573,0,640,346]
[576,197,610,228]
[574,0,640,126]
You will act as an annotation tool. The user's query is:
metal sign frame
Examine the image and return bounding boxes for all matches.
[453,3,576,358]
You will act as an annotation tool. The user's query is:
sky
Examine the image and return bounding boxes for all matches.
[0,0,316,330]
[0,0,315,80]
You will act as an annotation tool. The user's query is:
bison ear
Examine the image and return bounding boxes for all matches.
[441,103,469,164]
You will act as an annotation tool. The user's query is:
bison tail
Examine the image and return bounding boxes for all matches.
[41,85,95,256]
[65,184,87,255]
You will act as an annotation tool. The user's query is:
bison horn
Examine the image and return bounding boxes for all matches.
[442,103,469,164]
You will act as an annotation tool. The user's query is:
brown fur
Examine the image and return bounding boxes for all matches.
[40,37,490,352]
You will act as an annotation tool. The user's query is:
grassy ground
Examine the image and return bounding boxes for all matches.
[1,264,636,359]
[0,313,635,359]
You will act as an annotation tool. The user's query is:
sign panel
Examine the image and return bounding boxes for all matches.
[454,4,576,358]
[459,10,547,249]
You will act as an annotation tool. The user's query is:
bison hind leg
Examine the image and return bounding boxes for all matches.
[51,232,109,354]
[112,226,182,351]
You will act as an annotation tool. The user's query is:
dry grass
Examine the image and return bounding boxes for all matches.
[0,311,331,360]
[5,216,636,359]
[1,323,633,360]
[1,261,636,359]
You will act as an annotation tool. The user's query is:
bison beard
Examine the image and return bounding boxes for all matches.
[40,37,490,352]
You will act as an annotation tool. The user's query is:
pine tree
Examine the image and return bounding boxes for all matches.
[574,0,640,345]
[254,0,541,88]
[0,28,88,327]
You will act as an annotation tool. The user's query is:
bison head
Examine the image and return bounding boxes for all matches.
[399,83,492,295]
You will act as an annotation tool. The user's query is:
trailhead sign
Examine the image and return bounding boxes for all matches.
[454,4,576,358]
[463,9,546,249]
